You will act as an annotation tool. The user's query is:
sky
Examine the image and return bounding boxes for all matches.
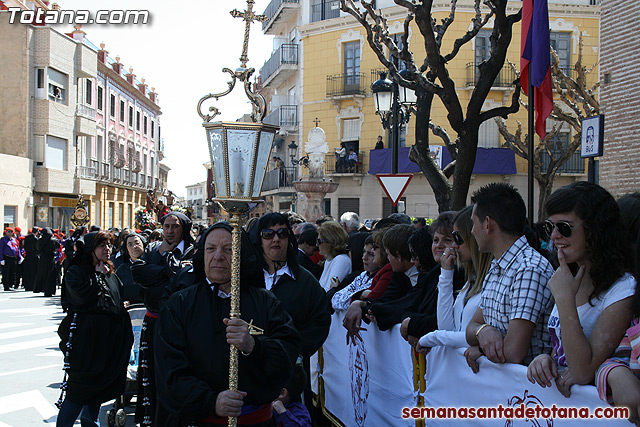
[52,0,275,197]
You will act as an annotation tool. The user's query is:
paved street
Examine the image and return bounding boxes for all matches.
[0,290,133,426]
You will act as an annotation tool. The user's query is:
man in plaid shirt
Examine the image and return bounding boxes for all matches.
[465,183,554,372]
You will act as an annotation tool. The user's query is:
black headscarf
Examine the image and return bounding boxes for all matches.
[160,211,195,248]
[121,233,148,263]
[249,212,300,276]
[192,222,264,288]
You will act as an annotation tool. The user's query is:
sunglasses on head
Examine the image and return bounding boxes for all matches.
[452,230,464,246]
[542,220,580,238]
[260,228,289,240]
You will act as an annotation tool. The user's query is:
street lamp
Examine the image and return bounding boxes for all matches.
[288,140,309,167]
[372,71,413,213]
[196,1,275,426]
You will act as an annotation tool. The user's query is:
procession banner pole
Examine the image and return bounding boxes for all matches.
[228,209,243,427]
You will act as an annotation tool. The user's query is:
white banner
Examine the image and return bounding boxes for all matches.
[423,346,629,426]
[315,313,630,426]
[314,312,416,427]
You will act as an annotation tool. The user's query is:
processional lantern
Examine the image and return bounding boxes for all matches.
[196,1,278,426]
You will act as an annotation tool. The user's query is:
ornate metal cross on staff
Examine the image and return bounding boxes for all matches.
[197,2,279,426]
[230,0,268,69]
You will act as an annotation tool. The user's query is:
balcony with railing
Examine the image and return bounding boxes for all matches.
[262,0,299,35]
[264,105,297,130]
[326,73,367,98]
[76,104,96,136]
[324,151,366,174]
[541,150,585,174]
[77,164,98,179]
[261,43,299,88]
[261,166,298,193]
[465,63,517,88]
[311,0,340,23]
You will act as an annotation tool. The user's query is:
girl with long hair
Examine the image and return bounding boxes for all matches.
[416,205,493,352]
[56,231,133,427]
[527,182,635,398]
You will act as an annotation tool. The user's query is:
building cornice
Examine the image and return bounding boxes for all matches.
[299,1,598,37]
[98,64,161,114]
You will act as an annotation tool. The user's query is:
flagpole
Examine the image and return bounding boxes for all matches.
[528,64,535,228]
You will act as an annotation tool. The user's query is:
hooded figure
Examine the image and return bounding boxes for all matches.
[33,227,59,296]
[129,211,196,427]
[249,212,331,419]
[154,222,300,426]
[56,231,133,426]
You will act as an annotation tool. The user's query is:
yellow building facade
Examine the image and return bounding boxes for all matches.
[259,0,599,220]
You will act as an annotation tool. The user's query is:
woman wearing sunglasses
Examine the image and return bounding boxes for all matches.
[527,181,635,398]
[415,206,493,353]
[317,221,352,292]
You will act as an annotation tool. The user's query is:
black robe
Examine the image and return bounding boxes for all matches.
[269,267,331,358]
[58,265,133,404]
[154,281,300,426]
[115,259,144,304]
[34,229,58,295]
[22,234,39,291]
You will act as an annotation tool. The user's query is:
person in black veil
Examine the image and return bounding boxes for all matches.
[34,227,59,296]
[115,233,147,304]
[22,229,39,292]
[154,222,300,426]
[130,211,196,427]
[55,231,133,427]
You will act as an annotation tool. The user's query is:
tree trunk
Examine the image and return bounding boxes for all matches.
[409,88,453,212]
[451,125,479,210]
[536,175,553,221]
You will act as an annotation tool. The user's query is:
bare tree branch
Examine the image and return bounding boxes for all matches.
[443,0,494,62]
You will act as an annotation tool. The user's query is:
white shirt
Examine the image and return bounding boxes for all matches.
[263,263,295,291]
[549,273,636,368]
[405,265,419,287]
[418,268,481,349]
[319,254,352,291]
[206,277,231,299]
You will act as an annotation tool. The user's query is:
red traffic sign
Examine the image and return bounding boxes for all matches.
[376,174,413,206]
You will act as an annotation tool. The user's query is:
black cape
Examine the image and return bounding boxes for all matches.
[154,281,301,426]
[58,265,133,404]
[22,234,39,291]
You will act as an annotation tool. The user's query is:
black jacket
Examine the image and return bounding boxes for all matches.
[270,267,331,358]
[154,282,300,426]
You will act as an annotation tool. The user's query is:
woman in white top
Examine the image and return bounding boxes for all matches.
[527,182,635,397]
[318,221,352,291]
[416,205,493,352]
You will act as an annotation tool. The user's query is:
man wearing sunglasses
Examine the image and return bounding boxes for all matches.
[250,212,331,417]
[465,183,554,373]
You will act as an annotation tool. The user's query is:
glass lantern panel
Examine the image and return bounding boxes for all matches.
[374,91,392,114]
[227,128,257,198]
[402,87,417,104]
[252,129,276,197]
[208,128,227,197]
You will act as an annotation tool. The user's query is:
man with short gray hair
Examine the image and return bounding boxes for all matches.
[340,212,361,234]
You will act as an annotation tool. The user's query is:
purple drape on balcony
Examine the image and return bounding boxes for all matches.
[368,147,517,175]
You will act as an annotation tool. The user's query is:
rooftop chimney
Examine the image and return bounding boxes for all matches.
[71,24,85,42]
[126,67,136,85]
[112,56,123,75]
[98,42,108,63]
[138,77,147,96]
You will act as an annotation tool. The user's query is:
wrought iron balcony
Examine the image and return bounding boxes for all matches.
[264,105,297,129]
[466,63,517,88]
[262,0,299,34]
[324,151,366,174]
[260,43,298,87]
[541,150,585,174]
[261,166,298,192]
[326,73,367,98]
[311,0,340,23]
